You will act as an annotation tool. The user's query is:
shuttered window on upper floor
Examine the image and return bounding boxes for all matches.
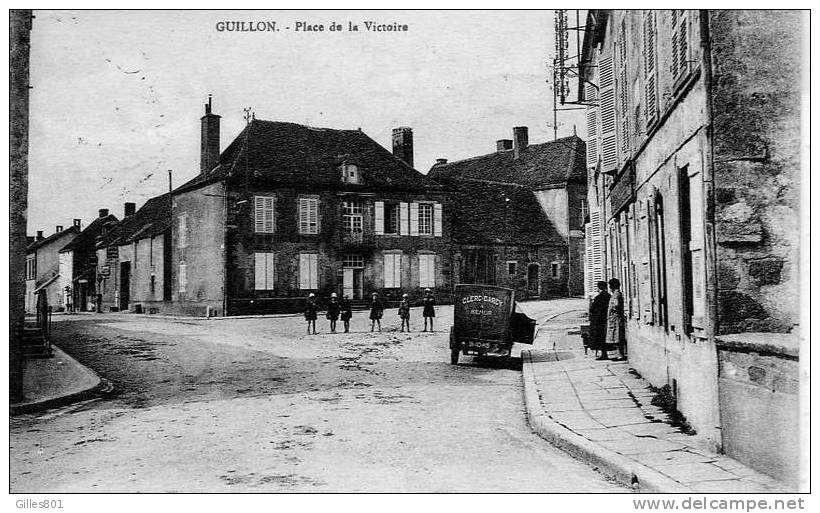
[585,82,599,169]
[671,10,690,86]
[254,195,275,233]
[643,11,658,126]
[617,19,630,161]
[599,53,618,174]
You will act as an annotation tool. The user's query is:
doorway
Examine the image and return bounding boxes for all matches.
[527,263,540,297]
[343,268,364,300]
[119,262,131,311]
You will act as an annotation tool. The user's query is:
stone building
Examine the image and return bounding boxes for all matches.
[58,212,119,312]
[25,225,81,313]
[167,101,450,316]
[580,10,803,486]
[428,129,587,298]
[95,198,172,313]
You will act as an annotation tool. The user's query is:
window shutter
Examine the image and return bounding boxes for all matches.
[409,202,419,236]
[374,201,384,235]
[399,202,409,235]
[671,10,689,83]
[299,199,308,234]
[178,214,187,248]
[254,252,276,290]
[418,255,428,287]
[433,203,443,237]
[598,54,617,174]
[309,198,319,234]
[617,21,630,161]
[255,197,265,232]
[178,262,187,294]
[384,253,394,288]
[585,82,599,168]
[643,11,658,123]
[590,210,604,283]
[299,254,309,289]
[265,197,275,232]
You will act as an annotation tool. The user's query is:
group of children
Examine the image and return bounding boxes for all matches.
[303,289,437,334]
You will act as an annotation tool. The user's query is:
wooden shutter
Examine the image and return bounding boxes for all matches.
[374,201,384,235]
[585,82,599,168]
[299,254,310,289]
[418,255,428,287]
[178,261,187,294]
[254,253,265,290]
[617,20,630,160]
[599,54,617,174]
[409,202,419,236]
[384,253,394,288]
[309,198,319,234]
[671,10,689,83]
[433,203,443,237]
[255,196,275,233]
[590,210,604,283]
[399,202,409,235]
[643,11,658,124]
[299,198,308,234]
[254,252,276,290]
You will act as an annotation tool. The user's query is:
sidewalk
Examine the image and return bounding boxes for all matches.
[10,345,103,415]
[522,311,790,493]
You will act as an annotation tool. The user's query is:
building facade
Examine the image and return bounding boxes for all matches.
[580,10,802,485]
[58,214,119,312]
[429,129,587,299]
[25,226,80,313]
[167,103,452,316]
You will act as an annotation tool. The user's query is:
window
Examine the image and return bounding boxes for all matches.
[417,203,433,235]
[254,196,275,233]
[385,203,400,234]
[150,274,156,295]
[643,11,658,125]
[383,252,402,288]
[299,253,318,289]
[418,254,436,288]
[149,237,154,266]
[107,246,119,259]
[178,261,187,294]
[671,10,690,85]
[298,196,319,234]
[26,255,36,280]
[616,19,630,161]
[254,252,277,290]
[341,164,360,184]
[178,213,188,248]
[580,198,589,222]
[343,254,364,268]
[551,262,561,279]
[598,54,617,173]
[507,261,517,276]
[343,201,363,233]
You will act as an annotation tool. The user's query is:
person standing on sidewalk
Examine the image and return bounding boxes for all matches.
[590,280,611,360]
[422,288,436,332]
[340,294,353,333]
[326,293,340,333]
[369,292,384,332]
[304,293,318,334]
[398,293,411,332]
[606,278,627,361]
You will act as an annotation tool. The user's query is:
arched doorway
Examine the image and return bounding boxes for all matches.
[527,263,540,297]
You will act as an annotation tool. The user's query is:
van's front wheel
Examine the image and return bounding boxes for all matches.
[450,347,460,365]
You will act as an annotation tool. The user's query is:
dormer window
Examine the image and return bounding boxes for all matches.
[341,163,360,184]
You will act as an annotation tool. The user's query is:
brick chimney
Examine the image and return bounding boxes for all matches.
[36,230,43,240]
[98,208,109,218]
[73,219,81,229]
[55,225,63,233]
[201,95,221,176]
[513,127,528,160]
[124,202,136,217]
[497,139,513,152]
[392,127,414,168]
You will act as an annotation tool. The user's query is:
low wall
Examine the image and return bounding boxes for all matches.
[716,333,800,487]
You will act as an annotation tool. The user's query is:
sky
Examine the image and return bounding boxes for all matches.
[27,9,585,233]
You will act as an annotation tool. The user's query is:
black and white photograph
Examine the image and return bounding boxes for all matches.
[8,6,809,504]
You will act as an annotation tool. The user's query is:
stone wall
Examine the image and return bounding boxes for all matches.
[709,10,802,334]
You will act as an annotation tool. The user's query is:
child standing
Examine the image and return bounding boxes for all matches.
[422,288,436,332]
[340,294,353,333]
[398,293,411,332]
[304,293,318,334]
[369,292,384,332]
[326,292,340,333]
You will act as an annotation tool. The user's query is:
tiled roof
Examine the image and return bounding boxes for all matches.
[440,178,563,245]
[59,214,119,253]
[27,226,80,253]
[427,135,587,188]
[96,193,171,248]
[174,120,439,194]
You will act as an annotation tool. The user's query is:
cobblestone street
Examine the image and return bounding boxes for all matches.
[10,300,625,493]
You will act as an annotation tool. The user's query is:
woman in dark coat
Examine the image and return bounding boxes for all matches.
[422,288,436,332]
[398,293,411,332]
[304,293,318,334]
[589,281,611,360]
[340,294,353,333]
[326,293,340,333]
[369,292,384,332]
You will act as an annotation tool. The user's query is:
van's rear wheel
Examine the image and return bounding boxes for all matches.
[450,347,460,365]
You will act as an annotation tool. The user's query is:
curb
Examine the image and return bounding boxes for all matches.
[521,349,691,493]
[10,345,105,415]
